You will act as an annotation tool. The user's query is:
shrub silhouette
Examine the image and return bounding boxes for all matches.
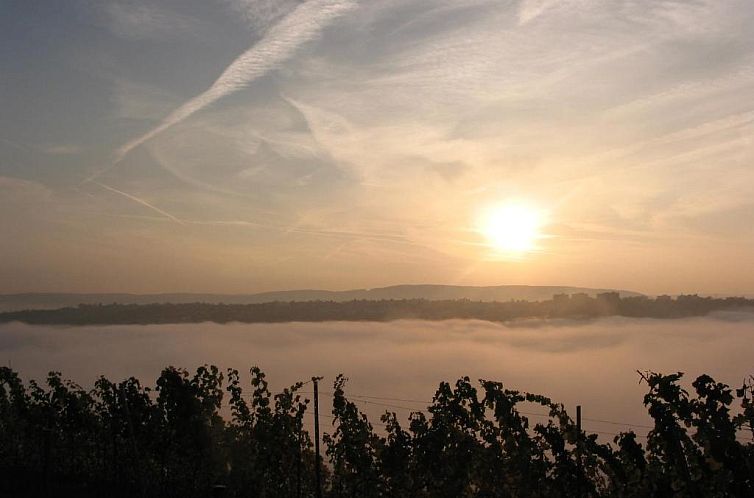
[1,365,752,497]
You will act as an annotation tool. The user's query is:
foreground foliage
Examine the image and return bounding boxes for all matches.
[1,365,753,497]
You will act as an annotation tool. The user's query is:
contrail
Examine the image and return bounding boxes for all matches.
[94,182,185,225]
[87,0,356,181]
[90,185,446,254]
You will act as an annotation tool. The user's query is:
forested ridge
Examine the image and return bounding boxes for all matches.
[1,293,752,325]
[1,366,753,497]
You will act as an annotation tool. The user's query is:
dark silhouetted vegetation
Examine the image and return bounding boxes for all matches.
[1,365,753,497]
[1,293,752,325]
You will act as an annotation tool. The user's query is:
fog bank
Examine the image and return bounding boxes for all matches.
[2,314,753,437]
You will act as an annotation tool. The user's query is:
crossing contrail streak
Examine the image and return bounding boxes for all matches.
[94,182,185,225]
[86,0,356,182]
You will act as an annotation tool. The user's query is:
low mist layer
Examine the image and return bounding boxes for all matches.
[1,314,752,435]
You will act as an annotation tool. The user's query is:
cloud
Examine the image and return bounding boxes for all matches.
[6,0,754,294]
[517,0,563,25]
[223,0,304,31]
[110,78,179,121]
[0,176,52,204]
[90,0,356,181]
[97,2,204,41]
[43,145,82,155]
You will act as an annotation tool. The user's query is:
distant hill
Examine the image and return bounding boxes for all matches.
[0,285,642,312]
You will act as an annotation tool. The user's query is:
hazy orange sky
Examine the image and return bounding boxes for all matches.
[2,0,753,295]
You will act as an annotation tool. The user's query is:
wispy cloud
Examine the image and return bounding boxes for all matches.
[517,0,563,26]
[94,1,204,41]
[88,0,356,182]
[6,0,754,293]
[0,176,52,202]
[223,0,303,31]
[92,179,429,248]
[44,145,82,155]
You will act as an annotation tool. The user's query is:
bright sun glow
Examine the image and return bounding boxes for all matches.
[478,203,545,255]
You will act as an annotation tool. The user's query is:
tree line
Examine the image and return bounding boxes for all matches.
[0,293,752,325]
[1,365,753,497]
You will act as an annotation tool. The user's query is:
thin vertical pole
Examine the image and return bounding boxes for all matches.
[313,377,322,498]
[576,405,582,498]
[296,428,302,498]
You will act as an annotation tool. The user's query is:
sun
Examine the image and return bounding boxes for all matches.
[477,202,545,255]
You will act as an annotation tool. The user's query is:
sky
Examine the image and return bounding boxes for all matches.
[1,0,753,295]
